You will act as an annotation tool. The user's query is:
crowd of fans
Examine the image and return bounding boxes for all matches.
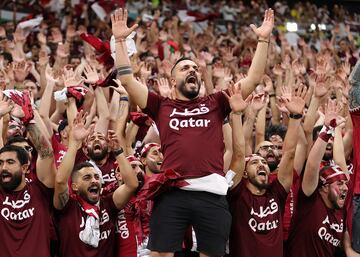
[0,0,360,257]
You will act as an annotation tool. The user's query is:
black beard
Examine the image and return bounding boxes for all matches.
[88,147,108,162]
[0,171,22,192]
[268,161,278,172]
[248,175,270,190]
[322,152,333,161]
[178,80,200,99]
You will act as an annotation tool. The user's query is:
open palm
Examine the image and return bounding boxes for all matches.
[111,8,138,40]
[223,84,252,113]
[70,111,94,143]
[285,84,307,114]
[250,9,274,39]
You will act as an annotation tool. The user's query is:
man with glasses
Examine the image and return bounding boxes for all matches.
[255,141,280,172]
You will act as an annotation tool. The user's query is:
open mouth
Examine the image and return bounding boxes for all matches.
[1,172,12,182]
[257,170,267,177]
[186,75,197,84]
[156,161,162,166]
[326,144,333,151]
[339,192,347,200]
[93,144,102,151]
[88,185,100,197]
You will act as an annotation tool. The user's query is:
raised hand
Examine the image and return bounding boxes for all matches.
[13,61,31,82]
[111,8,139,40]
[250,8,274,39]
[13,27,26,44]
[83,64,99,84]
[107,130,121,151]
[251,92,267,112]
[155,77,171,97]
[223,83,252,113]
[62,68,84,87]
[284,83,307,114]
[45,65,60,84]
[314,74,330,98]
[69,110,94,144]
[38,50,49,67]
[0,92,14,117]
[324,99,342,127]
[111,79,128,95]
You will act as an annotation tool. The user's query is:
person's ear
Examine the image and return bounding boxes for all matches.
[71,182,78,192]
[170,77,176,88]
[243,171,248,178]
[21,164,29,174]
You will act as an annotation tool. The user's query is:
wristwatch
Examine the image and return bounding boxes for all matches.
[112,147,124,157]
[289,113,303,119]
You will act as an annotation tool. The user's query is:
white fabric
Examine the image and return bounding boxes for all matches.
[110,32,137,59]
[17,16,43,30]
[181,173,229,195]
[91,3,107,21]
[137,236,150,257]
[79,215,100,247]
[54,88,68,102]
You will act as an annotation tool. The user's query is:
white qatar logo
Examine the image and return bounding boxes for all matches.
[317,216,343,247]
[248,198,280,232]
[169,104,211,131]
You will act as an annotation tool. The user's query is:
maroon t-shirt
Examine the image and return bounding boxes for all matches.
[143,91,231,178]
[227,178,288,257]
[56,194,118,257]
[286,187,345,257]
[0,179,53,257]
[76,151,118,187]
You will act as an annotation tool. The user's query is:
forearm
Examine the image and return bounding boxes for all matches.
[94,87,110,134]
[255,106,266,147]
[27,115,53,159]
[333,127,348,172]
[241,41,269,98]
[349,82,360,110]
[115,99,129,149]
[109,91,120,130]
[229,113,245,173]
[303,97,321,134]
[116,151,138,189]
[39,81,55,119]
[244,108,256,154]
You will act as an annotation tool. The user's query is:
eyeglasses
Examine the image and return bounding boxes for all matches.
[24,146,33,153]
[131,164,144,170]
[259,145,278,151]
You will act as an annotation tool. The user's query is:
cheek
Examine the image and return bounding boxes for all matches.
[331,186,341,197]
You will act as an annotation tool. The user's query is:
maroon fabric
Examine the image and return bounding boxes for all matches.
[80,33,114,69]
[0,179,53,257]
[115,208,137,257]
[286,188,345,257]
[142,91,231,178]
[51,134,68,169]
[9,91,34,125]
[67,86,88,102]
[130,112,153,127]
[56,194,118,257]
[351,110,360,194]
[283,171,301,241]
[228,179,288,257]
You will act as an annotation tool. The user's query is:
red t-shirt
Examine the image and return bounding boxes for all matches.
[0,179,53,257]
[286,188,345,257]
[227,178,288,257]
[143,91,231,178]
[56,194,118,257]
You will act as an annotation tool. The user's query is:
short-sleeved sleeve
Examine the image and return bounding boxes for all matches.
[142,92,164,120]
[214,90,231,118]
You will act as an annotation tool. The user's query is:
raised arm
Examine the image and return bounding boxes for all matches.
[277,84,307,192]
[223,84,251,188]
[27,110,55,188]
[108,130,138,209]
[54,111,93,210]
[239,9,274,98]
[302,100,344,196]
[111,9,148,109]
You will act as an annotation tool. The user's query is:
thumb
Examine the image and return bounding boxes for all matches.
[130,24,139,33]
[249,24,257,33]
